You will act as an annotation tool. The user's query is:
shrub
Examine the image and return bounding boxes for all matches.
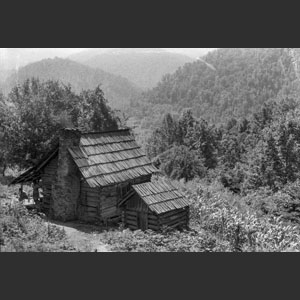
[0,201,75,252]
[188,181,300,252]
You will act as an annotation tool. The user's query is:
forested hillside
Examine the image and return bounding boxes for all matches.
[129,48,297,132]
[70,48,194,89]
[1,58,141,109]
[142,48,300,228]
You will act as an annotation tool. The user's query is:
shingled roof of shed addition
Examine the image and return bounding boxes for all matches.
[10,146,59,185]
[68,129,158,188]
[128,180,190,215]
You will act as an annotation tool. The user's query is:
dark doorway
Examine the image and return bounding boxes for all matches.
[137,212,148,230]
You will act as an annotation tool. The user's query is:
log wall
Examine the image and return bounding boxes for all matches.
[157,207,190,230]
[122,194,190,231]
[40,156,58,214]
[78,181,100,222]
[78,174,152,223]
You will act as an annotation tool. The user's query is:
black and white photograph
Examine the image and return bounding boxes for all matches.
[1,47,300,252]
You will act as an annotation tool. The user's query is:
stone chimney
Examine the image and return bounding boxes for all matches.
[51,128,81,221]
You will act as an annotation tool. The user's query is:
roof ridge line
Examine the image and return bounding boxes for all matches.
[70,145,142,158]
[80,139,136,147]
[81,128,131,135]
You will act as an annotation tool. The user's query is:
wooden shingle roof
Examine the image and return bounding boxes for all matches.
[10,146,59,185]
[68,129,158,188]
[130,180,190,215]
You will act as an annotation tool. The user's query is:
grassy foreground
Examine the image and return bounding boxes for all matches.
[100,179,300,252]
[0,176,76,252]
[0,200,76,252]
[2,176,300,252]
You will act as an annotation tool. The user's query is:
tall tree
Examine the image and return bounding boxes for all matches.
[158,145,206,182]
[78,86,119,132]
[3,78,120,169]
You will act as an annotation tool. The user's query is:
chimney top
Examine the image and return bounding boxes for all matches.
[59,128,81,145]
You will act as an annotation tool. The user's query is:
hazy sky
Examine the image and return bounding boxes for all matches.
[0,48,216,70]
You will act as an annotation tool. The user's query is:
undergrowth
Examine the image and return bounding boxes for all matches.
[2,175,300,252]
[101,178,300,252]
[0,201,76,252]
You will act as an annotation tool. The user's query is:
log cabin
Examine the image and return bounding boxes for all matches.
[10,128,190,230]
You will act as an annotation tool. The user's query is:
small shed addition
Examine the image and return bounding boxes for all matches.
[120,180,190,231]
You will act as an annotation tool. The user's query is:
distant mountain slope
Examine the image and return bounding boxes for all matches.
[163,48,217,58]
[2,58,141,109]
[0,69,13,84]
[0,48,86,70]
[131,48,297,124]
[70,48,194,89]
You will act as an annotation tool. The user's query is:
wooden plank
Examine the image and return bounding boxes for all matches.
[126,217,137,223]
[148,214,158,221]
[159,209,183,219]
[101,201,118,210]
[82,186,99,192]
[101,208,119,218]
[85,195,100,201]
[101,205,118,213]
[82,185,99,191]
[119,190,135,206]
[85,196,101,203]
[83,191,100,198]
[168,220,187,229]
[160,213,187,224]
[126,212,137,218]
[85,202,99,208]
[148,218,159,226]
[126,211,137,218]
[82,206,98,213]
[126,209,138,215]
[108,215,121,222]
[125,209,138,215]
[148,225,159,231]
[159,214,187,224]
[126,213,137,219]
[160,216,187,227]
[159,211,187,222]
[101,196,118,203]
[159,208,186,219]
[125,219,138,226]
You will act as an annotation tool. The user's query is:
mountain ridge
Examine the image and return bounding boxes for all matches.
[70,48,194,89]
[1,57,141,109]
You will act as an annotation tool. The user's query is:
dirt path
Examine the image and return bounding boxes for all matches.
[1,195,112,252]
[50,221,112,252]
